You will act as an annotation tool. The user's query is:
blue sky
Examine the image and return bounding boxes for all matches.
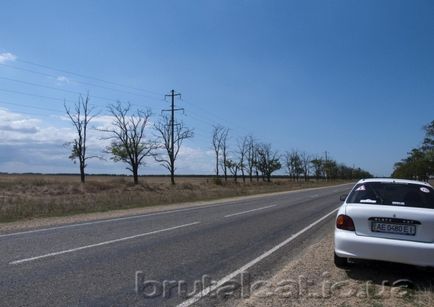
[0,0,433,176]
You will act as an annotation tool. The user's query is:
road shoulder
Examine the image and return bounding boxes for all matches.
[234,231,434,307]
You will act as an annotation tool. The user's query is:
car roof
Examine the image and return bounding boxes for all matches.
[356,178,433,187]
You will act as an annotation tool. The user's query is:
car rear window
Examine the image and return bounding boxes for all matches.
[347,182,434,209]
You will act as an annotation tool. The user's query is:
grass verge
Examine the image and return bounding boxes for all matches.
[0,174,349,223]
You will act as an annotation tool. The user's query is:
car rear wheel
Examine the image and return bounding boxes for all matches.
[334,252,351,268]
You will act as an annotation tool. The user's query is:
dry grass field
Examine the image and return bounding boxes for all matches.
[0,174,348,223]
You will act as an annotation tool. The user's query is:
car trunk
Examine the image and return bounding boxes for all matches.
[346,203,434,243]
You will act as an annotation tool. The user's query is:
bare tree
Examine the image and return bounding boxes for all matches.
[237,136,249,183]
[64,94,97,183]
[220,128,229,181]
[154,115,194,185]
[212,125,222,178]
[284,150,303,181]
[310,156,324,180]
[102,102,157,185]
[211,125,229,179]
[225,159,240,182]
[256,143,282,182]
[244,136,257,182]
[299,151,311,181]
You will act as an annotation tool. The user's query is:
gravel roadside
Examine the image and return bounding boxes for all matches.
[236,230,434,307]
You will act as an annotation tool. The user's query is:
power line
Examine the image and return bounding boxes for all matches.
[0,87,112,113]
[0,99,114,120]
[0,85,257,149]
[11,57,251,132]
[0,105,61,118]
[0,86,209,129]
[0,77,166,113]
[0,87,69,103]
[15,58,163,97]
[184,110,219,127]
[4,59,250,138]
[183,98,253,136]
[0,76,122,103]
[0,63,161,100]
[0,99,213,142]
[1,59,259,148]
[0,99,63,113]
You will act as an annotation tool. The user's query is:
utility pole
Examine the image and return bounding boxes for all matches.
[324,150,328,182]
[163,90,183,184]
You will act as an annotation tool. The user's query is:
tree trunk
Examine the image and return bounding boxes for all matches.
[170,166,175,185]
[80,162,85,183]
[215,152,219,177]
[133,166,139,185]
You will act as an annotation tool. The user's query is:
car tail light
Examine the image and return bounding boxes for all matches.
[336,214,355,231]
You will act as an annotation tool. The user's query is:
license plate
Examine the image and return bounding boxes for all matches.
[371,222,416,236]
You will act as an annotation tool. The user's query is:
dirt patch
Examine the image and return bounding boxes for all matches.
[237,232,434,307]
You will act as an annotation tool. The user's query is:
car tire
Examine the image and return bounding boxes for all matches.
[334,252,351,269]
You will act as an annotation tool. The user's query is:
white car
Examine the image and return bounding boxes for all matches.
[334,178,434,268]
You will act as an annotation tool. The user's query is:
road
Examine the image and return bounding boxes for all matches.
[0,183,353,306]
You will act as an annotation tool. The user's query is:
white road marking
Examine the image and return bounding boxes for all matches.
[0,183,353,239]
[0,206,220,238]
[177,208,339,307]
[224,205,276,218]
[9,222,200,265]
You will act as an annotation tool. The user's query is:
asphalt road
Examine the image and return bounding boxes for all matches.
[0,183,353,307]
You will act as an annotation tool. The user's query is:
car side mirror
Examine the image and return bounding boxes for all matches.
[340,194,348,201]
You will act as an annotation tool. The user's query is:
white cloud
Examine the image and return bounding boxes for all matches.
[0,108,71,144]
[56,75,70,84]
[0,124,38,134]
[168,145,214,174]
[0,110,111,148]
[0,108,215,174]
[0,52,17,63]
[91,115,116,130]
[0,108,40,136]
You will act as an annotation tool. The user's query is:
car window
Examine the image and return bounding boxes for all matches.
[347,182,434,209]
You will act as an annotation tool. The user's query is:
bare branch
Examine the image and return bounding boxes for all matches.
[154,115,194,184]
[64,93,97,183]
[211,125,229,179]
[102,101,157,184]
